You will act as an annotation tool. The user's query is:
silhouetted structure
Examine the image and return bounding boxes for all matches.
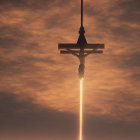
[58,0,105,79]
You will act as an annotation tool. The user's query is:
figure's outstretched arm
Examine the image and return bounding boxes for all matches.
[83,49,96,57]
[84,49,103,57]
[66,49,79,57]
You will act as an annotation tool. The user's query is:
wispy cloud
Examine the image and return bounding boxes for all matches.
[0,0,139,128]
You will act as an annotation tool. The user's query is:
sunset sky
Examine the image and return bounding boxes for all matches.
[0,0,140,140]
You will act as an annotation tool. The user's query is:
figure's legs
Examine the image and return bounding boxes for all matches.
[78,64,85,79]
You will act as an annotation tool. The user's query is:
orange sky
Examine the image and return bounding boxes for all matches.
[0,0,140,140]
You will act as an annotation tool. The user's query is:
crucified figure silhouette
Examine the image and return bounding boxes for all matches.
[66,48,97,79]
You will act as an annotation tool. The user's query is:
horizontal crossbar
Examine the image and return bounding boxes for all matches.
[60,50,103,54]
[58,43,105,49]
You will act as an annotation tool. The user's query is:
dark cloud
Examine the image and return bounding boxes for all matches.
[0,92,78,139]
[84,114,140,140]
[118,0,140,23]
[0,0,55,10]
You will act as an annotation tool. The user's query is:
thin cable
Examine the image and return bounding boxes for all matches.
[81,0,83,27]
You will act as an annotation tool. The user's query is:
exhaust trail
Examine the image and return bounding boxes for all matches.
[79,79,83,140]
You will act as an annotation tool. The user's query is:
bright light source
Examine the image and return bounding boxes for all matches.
[79,79,83,140]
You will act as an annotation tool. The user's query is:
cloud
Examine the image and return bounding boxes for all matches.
[0,0,139,124]
[0,92,78,140]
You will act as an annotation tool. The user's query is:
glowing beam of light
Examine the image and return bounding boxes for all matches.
[79,79,83,140]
